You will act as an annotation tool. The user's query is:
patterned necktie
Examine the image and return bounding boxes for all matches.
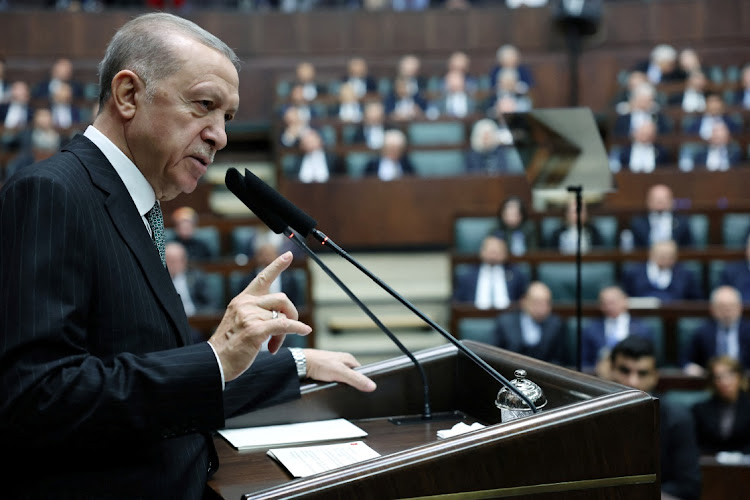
[146,201,166,267]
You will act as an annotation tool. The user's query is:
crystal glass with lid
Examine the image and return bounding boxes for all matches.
[495,369,547,422]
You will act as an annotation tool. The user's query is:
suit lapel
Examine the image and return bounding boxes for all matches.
[63,136,192,346]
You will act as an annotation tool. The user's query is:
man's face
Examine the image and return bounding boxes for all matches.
[600,288,627,318]
[711,288,742,326]
[127,36,239,201]
[479,237,507,266]
[646,185,672,212]
[522,285,551,323]
[610,354,658,393]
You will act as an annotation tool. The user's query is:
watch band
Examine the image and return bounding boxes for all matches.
[288,347,307,379]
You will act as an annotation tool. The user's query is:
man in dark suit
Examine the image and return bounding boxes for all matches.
[683,286,750,376]
[295,127,341,183]
[170,205,214,261]
[453,234,529,309]
[0,80,33,131]
[719,234,750,302]
[629,183,693,248]
[31,56,85,101]
[622,239,703,302]
[341,56,377,99]
[492,281,567,365]
[0,13,375,499]
[616,120,672,173]
[612,82,671,139]
[691,121,743,171]
[581,285,654,374]
[683,92,742,140]
[364,128,415,180]
[166,241,214,315]
[608,336,701,500]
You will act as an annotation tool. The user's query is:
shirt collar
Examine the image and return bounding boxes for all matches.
[84,125,156,217]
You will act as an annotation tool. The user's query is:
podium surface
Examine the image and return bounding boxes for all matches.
[208,341,659,499]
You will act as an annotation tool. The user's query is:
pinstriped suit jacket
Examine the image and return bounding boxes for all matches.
[0,135,300,499]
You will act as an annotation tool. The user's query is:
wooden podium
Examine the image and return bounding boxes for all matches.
[207,341,659,499]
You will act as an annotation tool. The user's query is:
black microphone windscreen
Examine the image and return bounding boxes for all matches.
[243,169,317,236]
[225,168,287,234]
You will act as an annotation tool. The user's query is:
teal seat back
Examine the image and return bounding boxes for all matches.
[407,121,465,146]
[457,317,496,344]
[722,213,750,248]
[345,152,372,178]
[536,262,615,302]
[454,216,496,254]
[409,150,466,177]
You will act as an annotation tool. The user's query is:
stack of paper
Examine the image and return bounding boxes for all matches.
[268,441,381,477]
[217,418,368,450]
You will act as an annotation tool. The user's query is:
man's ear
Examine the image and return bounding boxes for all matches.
[110,70,144,120]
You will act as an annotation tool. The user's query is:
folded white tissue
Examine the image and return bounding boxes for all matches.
[436,422,486,439]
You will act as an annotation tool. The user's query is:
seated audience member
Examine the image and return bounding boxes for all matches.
[165,241,213,320]
[232,231,303,307]
[453,234,529,310]
[363,129,414,180]
[432,70,476,119]
[395,54,427,97]
[617,120,672,173]
[284,83,316,124]
[4,108,61,178]
[492,281,567,365]
[612,82,671,138]
[0,81,33,132]
[445,50,478,94]
[692,355,750,455]
[733,64,750,109]
[351,101,388,149]
[621,239,703,302]
[491,195,538,256]
[49,81,82,134]
[489,44,534,94]
[292,61,324,102]
[296,128,340,183]
[677,48,702,76]
[719,234,750,302]
[608,336,701,500]
[170,206,213,262]
[691,121,743,171]
[632,44,687,85]
[485,69,532,113]
[581,285,655,375]
[334,82,363,123]
[465,118,523,175]
[384,75,426,121]
[629,184,693,249]
[31,57,84,101]
[684,92,741,140]
[683,286,750,376]
[612,70,649,113]
[667,70,708,113]
[547,197,604,254]
[341,57,376,99]
[278,106,309,148]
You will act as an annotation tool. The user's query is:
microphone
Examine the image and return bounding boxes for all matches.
[240,169,538,414]
[225,168,439,422]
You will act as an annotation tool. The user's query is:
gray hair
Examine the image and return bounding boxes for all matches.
[97,12,240,110]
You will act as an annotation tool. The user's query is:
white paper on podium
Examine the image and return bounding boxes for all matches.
[217,418,368,450]
[267,441,381,477]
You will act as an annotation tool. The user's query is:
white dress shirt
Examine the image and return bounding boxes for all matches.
[474,264,510,310]
[604,313,631,347]
[648,211,673,244]
[3,102,28,128]
[706,146,730,171]
[647,261,673,290]
[520,312,542,347]
[629,142,656,173]
[298,150,330,183]
[377,158,403,181]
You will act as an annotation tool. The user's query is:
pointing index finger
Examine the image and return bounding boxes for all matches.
[243,251,293,296]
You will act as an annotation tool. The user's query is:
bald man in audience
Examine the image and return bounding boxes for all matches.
[581,285,654,375]
[683,286,750,376]
[621,239,703,302]
[629,184,694,248]
[492,282,567,365]
[363,129,415,180]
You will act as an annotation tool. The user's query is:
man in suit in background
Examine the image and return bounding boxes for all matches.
[171,205,213,261]
[364,128,415,180]
[0,13,375,499]
[607,336,701,500]
[453,234,529,310]
[492,281,567,365]
[683,285,750,376]
[166,241,214,317]
[719,233,750,302]
[617,120,672,173]
[621,239,703,302]
[629,183,694,248]
[691,121,743,171]
[581,285,654,375]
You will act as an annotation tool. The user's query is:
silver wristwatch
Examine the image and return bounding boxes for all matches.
[288,347,307,379]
